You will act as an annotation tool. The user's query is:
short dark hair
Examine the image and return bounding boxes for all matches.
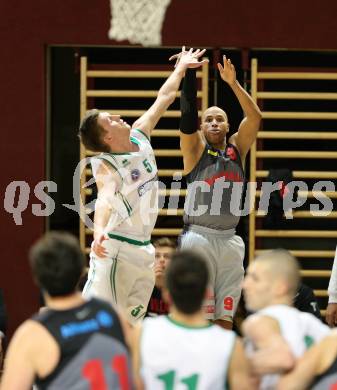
[165,250,208,314]
[29,232,85,297]
[78,109,110,152]
[153,237,176,249]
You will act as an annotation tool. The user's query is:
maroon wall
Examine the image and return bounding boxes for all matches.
[0,0,336,336]
[164,0,337,49]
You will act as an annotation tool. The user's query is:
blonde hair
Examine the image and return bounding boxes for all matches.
[153,237,176,249]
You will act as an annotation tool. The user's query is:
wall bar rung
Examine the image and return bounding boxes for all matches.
[256,230,337,238]
[262,112,337,119]
[257,72,337,80]
[257,92,337,100]
[258,131,337,140]
[256,170,337,179]
[86,70,204,78]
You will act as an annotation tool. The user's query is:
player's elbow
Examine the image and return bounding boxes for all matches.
[246,106,262,124]
[252,108,262,124]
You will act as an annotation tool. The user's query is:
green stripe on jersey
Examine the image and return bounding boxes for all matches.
[117,192,132,216]
[110,258,118,304]
[133,128,150,142]
[130,136,141,145]
[107,233,151,246]
[120,192,132,213]
[167,316,213,329]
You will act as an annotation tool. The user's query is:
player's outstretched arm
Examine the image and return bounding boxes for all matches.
[132,47,208,139]
[92,163,121,258]
[218,55,262,162]
[178,68,205,174]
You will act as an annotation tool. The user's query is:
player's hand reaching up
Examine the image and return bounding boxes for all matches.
[217,55,236,86]
[169,46,209,70]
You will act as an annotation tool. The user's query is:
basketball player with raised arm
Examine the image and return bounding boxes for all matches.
[171,53,261,329]
[79,48,208,324]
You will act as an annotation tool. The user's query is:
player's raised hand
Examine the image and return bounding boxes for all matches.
[169,46,208,69]
[217,55,236,86]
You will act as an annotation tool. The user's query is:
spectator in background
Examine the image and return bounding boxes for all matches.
[294,283,321,320]
[146,237,176,317]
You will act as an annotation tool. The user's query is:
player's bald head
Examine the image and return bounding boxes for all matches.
[202,106,228,122]
[255,249,301,297]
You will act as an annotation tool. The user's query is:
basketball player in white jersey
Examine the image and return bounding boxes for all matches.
[133,250,254,390]
[79,47,208,324]
[242,249,330,390]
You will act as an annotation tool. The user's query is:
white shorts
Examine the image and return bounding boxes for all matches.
[82,235,155,325]
[180,225,245,321]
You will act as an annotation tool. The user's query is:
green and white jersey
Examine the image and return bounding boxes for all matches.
[91,129,158,242]
[250,305,330,389]
[140,316,236,390]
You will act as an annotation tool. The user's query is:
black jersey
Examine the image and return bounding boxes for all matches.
[146,286,169,317]
[294,283,322,320]
[33,298,132,389]
[184,143,244,230]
